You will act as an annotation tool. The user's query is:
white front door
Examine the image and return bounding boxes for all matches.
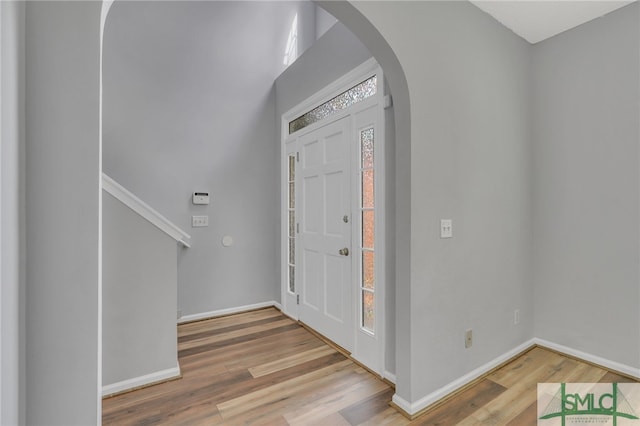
[298,116,353,351]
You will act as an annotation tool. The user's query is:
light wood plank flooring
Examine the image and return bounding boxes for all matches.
[103,308,636,425]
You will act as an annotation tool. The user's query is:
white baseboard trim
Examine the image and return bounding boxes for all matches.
[392,338,536,416]
[391,393,414,416]
[392,338,640,417]
[102,365,181,397]
[534,338,640,379]
[177,301,280,324]
[383,370,397,384]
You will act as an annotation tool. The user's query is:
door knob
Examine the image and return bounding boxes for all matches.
[339,248,349,256]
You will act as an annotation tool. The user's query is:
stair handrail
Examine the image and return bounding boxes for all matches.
[102,173,191,248]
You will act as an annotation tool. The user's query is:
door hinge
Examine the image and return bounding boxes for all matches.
[296,152,300,162]
[296,223,300,234]
[384,94,393,109]
[296,294,300,305]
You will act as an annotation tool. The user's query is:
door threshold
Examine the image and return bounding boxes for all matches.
[297,320,395,390]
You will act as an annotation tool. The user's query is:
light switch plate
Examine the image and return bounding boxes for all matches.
[192,215,208,227]
[440,219,453,238]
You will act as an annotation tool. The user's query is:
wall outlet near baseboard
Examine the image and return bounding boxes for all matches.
[465,329,473,348]
[514,309,520,325]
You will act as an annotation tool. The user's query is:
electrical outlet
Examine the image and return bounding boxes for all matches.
[514,309,520,325]
[465,329,473,348]
[192,215,208,227]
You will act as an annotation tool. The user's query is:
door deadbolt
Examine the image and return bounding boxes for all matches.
[339,248,349,256]
[343,215,349,223]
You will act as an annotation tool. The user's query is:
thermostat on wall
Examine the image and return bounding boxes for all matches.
[192,192,210,205]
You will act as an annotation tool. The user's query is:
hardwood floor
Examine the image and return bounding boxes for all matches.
[103,308,636,425]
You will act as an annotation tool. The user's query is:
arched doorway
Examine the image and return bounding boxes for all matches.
[98,0,412,416]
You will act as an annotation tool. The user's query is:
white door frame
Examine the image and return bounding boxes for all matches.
[280,58,386,375]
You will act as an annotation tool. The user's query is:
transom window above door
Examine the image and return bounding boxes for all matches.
[288,75,377,134]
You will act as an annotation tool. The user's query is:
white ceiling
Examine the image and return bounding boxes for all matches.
[470,0,636,44]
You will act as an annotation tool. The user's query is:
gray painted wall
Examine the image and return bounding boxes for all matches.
[24,1,101,424]
[15,0,640,421]
[1,2,25,424]
[315,5,337,40]
[532,3,640,368]
[102,192,178,388]
[348,1,533,401]
[102,1,317,318]
[274,22,373,117]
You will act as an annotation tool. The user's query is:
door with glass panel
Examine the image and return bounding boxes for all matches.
[283,63,384,374]
[298,116,353,351]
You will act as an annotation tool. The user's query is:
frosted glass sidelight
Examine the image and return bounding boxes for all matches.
[288,154,296,294]
[289,265,295,293]
[362,210,374,249]
[362,170,374,209]
[289,211,295,237]
[289,238,295,265]
[288,156,295,181]
[362,250,374,289]
[361,128,374,168]
[289,76,377,134]
[362,291,374,332]
[289,183,295,209]
[359,126,375,332]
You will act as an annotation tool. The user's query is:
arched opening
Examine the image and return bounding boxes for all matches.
[313,3,411,404]
[98,0,411,417]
